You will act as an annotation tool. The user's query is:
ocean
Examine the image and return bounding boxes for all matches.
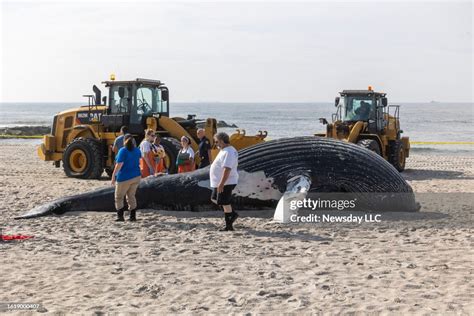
[0,102,472,155]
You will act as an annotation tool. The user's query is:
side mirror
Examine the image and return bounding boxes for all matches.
[102,96,107,105]
[335,97,340,107]
[381,97,388,107]
[93,85,101,106]
[162,89,169,102]
[118,87,125,98]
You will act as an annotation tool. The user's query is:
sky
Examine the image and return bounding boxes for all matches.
[0,1,472,102]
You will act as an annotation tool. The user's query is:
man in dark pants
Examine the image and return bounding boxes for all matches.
[210,132,239,231]
[197,128,212,168]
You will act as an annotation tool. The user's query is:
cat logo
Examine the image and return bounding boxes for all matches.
[77,111,102,123]
[89,112,102,122]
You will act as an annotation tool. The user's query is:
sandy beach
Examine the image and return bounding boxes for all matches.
[0,141,472,314]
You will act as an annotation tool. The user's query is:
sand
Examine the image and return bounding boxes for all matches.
[0,142,473,314]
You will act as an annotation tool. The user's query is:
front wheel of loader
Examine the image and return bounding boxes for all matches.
[357,139,381,156]
[160,137,182,174]
[63,138,103,179]
[389,140,406,172]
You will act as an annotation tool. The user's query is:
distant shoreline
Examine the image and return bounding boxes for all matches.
[1,101,473,104]
[0,135,42,139]
[0,125,471,157]
[0,125,50,137]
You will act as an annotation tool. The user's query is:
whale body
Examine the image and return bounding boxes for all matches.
[16,137,419,219]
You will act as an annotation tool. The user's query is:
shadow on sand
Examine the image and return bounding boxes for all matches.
[151,210,333,242]
[402,169,473,181]
[243,229,333,242]
[148,209,275,219]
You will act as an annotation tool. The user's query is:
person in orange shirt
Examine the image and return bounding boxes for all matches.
[139,129,157,178]
[152,135,166,174]
[176,136,195,173]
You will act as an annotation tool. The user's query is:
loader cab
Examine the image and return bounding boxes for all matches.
[102,78,169,134]
[336,89,387,133]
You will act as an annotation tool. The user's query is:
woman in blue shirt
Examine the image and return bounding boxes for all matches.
[111,134,142,221]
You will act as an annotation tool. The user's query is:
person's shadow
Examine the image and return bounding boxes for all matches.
[149,209,333,243]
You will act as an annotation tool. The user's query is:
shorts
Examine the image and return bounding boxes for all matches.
[211,184,236,206]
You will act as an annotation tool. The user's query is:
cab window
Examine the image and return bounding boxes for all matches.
[136,86,154,116]
[343,97,373,121]
[109,85,131,114]
[155,89,169,113]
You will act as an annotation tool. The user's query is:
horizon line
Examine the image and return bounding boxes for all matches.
[1,100,473,104]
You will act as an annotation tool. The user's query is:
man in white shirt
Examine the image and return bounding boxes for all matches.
[210,132,239,231]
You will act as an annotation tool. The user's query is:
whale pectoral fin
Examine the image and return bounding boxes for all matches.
[272,174,312,223]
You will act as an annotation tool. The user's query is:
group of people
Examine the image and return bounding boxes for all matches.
[112,126,213,177]
[138,128,166,177]
[110,127,239,231]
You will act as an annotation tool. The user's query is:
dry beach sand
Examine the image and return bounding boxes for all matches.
[0,142,473,314]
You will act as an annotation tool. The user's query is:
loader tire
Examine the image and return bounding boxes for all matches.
[160,137,182,174]
[63,138,103,179]
[389,140,406,172]
[357,139,381,156]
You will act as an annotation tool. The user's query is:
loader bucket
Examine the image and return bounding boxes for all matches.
[229,129,267,151]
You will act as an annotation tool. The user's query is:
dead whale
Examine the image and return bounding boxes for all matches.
[16,137,419,219]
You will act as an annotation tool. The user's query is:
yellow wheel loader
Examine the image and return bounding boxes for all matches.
[38,76,267,179]
[315,87,410,171]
